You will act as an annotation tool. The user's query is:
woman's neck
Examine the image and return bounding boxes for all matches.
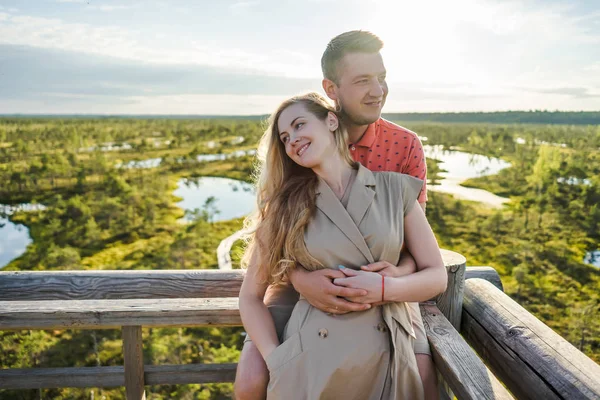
[313,156,353,199]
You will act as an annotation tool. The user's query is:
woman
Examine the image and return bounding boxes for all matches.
[239,92,446,399]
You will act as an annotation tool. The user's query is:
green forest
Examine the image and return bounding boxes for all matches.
[0,116,598,399]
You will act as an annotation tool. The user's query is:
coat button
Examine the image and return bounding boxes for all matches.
[351,146,356,151]
[318,328,328,338]
[376,323,387,332]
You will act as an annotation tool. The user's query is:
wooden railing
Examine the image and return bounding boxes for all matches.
[1,251,599,399]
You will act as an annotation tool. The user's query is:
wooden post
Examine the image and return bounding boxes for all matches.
[122,326,146,400]
[436,249,467,331]
[433,249,467,400]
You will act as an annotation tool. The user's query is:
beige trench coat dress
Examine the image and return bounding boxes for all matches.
[264,163,425,400]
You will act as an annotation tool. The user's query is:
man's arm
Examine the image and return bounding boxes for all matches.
[287,267,371,314]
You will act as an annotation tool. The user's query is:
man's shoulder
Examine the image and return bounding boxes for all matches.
[376,118,419,139]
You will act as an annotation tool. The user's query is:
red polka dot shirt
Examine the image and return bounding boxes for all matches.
[349,118,428,203]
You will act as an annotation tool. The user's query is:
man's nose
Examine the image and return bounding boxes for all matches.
[369,79,384,98]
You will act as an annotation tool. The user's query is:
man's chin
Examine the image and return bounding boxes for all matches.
[348,113,380,126]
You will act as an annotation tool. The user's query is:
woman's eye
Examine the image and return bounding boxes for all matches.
[281,136,289,143]
[296,122,304,129]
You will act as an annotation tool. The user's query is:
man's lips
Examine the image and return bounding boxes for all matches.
[297,142,310,156]
[364,100,382,107]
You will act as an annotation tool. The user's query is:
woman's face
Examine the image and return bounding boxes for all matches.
[276,102,338,169]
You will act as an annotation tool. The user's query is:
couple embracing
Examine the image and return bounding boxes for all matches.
[235,30,446,400]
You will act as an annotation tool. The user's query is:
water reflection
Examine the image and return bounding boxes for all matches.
[423,145,511,207]
[174,177,256,222]
[0,204,45,269]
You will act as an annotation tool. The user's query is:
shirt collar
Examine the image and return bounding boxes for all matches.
[352,122,378,148]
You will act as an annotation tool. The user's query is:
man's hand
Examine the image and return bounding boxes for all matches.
[360,260,416,278]
[288,268,371,314]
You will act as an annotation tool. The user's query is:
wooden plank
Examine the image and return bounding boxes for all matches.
[465,266,504,291]
[421,304,514,400]
[0,364,238,389]
[0,366,125,389]
[144,363,237,385]
[462,278,600,400]
[123,326,145,400]
[0,298,242,330]
[434,249,467,330]
[0,270,245,301]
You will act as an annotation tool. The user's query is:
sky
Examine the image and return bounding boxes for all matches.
[0,0,599,115]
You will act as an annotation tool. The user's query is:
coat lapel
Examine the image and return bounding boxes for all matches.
[345,164,377,228]
[314,165,376,264]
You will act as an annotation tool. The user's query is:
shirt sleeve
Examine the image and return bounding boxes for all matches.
[401,174,425,215]
[404,135,428,203]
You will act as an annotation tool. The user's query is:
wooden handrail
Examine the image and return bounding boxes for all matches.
[462,279,600,400]
[6,256,596,399]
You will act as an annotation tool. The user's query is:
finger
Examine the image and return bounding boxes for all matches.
[330,297,371,312]
[361,264,385,272]
[322,269,345,279]
[330,285,367,298]
[332,277,352,287]
[339,268,359,277]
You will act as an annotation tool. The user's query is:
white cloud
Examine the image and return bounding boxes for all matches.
[90,5,133,11]
[56,0,86,3]
[0,12,318,78]
[229,1,260,11]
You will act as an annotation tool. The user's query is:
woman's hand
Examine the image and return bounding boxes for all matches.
[360,260,416,278]
[333,267,383,304]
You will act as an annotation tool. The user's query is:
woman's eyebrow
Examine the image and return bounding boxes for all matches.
[279,116,303,136]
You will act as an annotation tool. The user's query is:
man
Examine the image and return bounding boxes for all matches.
[234,30,436,399]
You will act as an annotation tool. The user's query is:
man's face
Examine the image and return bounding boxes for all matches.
[333,52,388,126]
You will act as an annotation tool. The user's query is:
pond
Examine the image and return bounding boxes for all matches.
[423,145,511,208]
[117,150,256,169]
[174,177,256,223]
[0,204,45,269]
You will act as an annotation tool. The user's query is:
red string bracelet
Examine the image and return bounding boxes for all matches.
[381,275,385,302]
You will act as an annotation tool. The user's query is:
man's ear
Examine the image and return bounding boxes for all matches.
[322,78,338,101]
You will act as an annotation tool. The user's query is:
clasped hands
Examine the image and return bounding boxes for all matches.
[290,260,416,315]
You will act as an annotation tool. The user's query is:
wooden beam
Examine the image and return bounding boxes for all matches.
[0,270,245,301]
[0,366,124,389]
[0,364,238,389]
[0,298,242,330]
[144,363,237,385]
[122,326,145,400]
[434,249,467,330]
[462,279,600,400]
[421,304,514,400]
[465,266,503,291]
[0,250,465,302]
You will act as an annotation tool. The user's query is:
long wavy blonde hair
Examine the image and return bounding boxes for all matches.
[242,92,355,284]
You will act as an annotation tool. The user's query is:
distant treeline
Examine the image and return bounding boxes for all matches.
[2,110,599,125]
[383,111,600,125]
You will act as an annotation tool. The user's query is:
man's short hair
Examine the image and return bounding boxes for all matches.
[321,30,384,84]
